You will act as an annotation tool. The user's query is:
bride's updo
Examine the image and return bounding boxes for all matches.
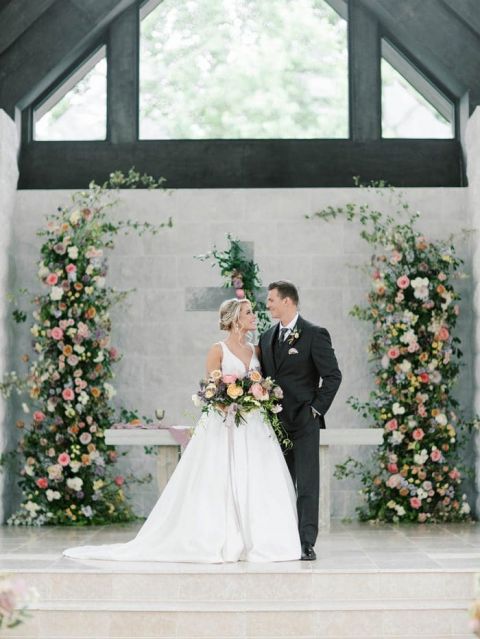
[219,298,250,331]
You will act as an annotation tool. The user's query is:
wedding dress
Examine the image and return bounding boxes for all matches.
[63,342,301,563]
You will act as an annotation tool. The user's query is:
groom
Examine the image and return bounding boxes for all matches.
[259,281,342,560]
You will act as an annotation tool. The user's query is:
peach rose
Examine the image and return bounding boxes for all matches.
[249,370,262,383]
[226,384,243,399]
[210,369,222,381]
[436,326,449,341]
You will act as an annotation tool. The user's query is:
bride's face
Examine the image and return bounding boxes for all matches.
[238,302,257,332]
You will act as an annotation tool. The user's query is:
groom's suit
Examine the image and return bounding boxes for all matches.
[259,315,342,546]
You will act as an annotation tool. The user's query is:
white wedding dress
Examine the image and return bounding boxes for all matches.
[63,342,301,563]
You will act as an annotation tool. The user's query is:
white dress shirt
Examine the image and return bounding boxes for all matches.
[278,313,299,342]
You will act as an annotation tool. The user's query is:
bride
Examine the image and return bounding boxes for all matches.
[63,298,301,563]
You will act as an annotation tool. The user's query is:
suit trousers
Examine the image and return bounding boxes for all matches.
[284,424,320,546]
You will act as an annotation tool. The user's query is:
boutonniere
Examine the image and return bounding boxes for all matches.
[287,326,301,345]
[288,347,298,355]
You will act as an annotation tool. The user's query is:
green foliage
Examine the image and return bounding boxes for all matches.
[5,170,171,526]
[310,183,474,523]
[196,234,271,333]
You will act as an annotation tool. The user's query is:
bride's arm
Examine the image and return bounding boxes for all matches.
[205,343,222,376]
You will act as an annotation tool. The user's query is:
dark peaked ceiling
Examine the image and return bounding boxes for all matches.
[0,0,480,117]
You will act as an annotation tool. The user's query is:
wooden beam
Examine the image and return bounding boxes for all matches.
[0,0,57,55]
[359,0,480,99]
[0,0,139,117]
[107,4,139,143]
[348,0,381,140]
[18,139,465,189]
[440,0,480,39]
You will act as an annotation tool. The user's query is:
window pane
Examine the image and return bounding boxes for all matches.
[140,0,348,139]
[381,55,453,139]
[34,48,107,141]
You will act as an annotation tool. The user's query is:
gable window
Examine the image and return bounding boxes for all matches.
[33,46,107,141]
[139,0,348,139]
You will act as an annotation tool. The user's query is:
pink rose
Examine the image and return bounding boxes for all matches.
[430,449,442,462]
[114,476,124,486]
[387,463,398,473]
[387,347,400,359]
[46,273,58,286]
[51,327,64,340]
[33,411,45,422]
[79,432,92,445]
[449,468,460,480]
[235,288,245,299]
[62,388,75,401]
[67,355,79,366]
[58,452,70,466]
[222,374,238,384]
[418,404,427,417]
[412,428,425,441]
[436,326,449,341]
[250,383,269,401]
[396,275,410,289]
[386,473,402,489]
[36,477,48,489]
[385,418,398,431]
[66,264,76,273]
[407,342,419,353]
[438,272,447,281]
[410,497,422,509]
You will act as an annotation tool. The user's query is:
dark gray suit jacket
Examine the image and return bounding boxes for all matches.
[259,315,342,432]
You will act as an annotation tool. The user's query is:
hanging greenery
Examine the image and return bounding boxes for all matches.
[196,234,271,333]
[308,182,474,523]
[3,169,172,525]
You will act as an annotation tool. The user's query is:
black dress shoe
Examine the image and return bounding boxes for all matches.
[301,543,316,561]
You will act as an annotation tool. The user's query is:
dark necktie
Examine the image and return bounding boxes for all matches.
[279,327,288,343]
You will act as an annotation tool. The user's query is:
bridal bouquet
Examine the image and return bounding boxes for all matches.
[193,370,292,450]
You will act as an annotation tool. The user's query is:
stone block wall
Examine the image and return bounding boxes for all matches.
[7,185,473,520]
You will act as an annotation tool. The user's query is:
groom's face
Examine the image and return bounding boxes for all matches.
[266,288,285,319]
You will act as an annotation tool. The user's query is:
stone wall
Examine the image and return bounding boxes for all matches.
[8,185,474,520]
[466,106,480,517]
[0,110,19,523]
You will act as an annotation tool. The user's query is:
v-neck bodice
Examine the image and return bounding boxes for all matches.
[220,341,259,376]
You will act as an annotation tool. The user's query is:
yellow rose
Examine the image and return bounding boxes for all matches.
[210,369,222,381]
[227,384,243,399]
[249,370,262,382]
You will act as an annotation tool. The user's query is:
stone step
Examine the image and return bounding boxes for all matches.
[10,569,476,603]
[5,604,473,638]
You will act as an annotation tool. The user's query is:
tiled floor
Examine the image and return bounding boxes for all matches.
[1,520,479,573]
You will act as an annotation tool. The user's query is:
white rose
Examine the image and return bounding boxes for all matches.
[399,360,411,373]
[24,501,40,513]
[70,461,82,473]
[390,431,404,444]
[104,383,116,400]
[46,489,61,502]
[435,413,447,426]
[67,477,83,491]
[50,286,63,301]
[86,265,94,275]
[192,394,202,408]
[67,246,78,259]
[93,351,105,363]
[392,402,405,415]
[69,211,81,226]
[95,277,105,288]
[73,344,85,354]
[395,505,406,516]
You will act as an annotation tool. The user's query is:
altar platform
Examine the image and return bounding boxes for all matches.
[1,520,479,639]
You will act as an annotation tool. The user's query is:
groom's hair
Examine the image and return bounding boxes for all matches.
[268,281,299,305]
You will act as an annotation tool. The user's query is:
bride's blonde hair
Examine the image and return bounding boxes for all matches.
[219,298,251,331]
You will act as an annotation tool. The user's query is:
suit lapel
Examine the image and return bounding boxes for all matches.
[264,323,279,373]
[275,315,306,373]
